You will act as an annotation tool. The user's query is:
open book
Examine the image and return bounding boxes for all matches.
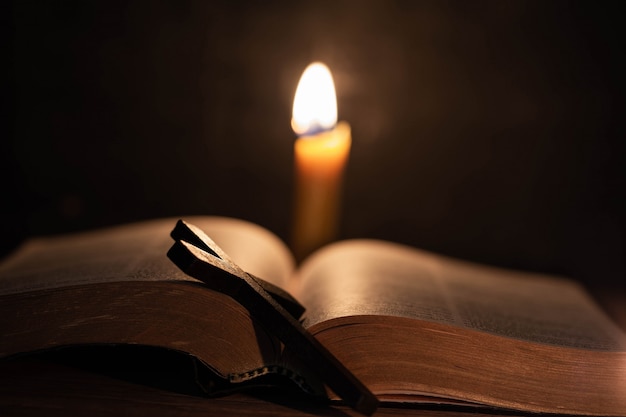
[1,216,625,415]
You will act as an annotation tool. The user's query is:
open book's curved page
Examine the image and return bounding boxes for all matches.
[0,216,295,296]
[295,240,626,351]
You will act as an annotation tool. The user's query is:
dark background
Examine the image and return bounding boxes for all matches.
[3,1,625,290]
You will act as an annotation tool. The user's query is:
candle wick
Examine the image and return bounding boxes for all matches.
[299,124,334,138]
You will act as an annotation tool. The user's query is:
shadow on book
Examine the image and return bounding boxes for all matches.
[14,344,325,404]
[7,346,533,417]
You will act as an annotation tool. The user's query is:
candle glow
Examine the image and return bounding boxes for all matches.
[292,63,337,135]
[291,62,351,261]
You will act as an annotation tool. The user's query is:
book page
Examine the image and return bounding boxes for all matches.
[0,216,295,296]
[296,240,626,351]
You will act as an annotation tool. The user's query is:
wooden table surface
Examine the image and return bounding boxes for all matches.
[1,287,624,417]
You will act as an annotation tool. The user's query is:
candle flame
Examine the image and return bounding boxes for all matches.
[292,62,338,136]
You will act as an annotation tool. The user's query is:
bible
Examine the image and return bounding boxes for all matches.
[1,216,624,415]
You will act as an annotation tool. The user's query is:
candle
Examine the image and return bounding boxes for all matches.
[291,62,351,261]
